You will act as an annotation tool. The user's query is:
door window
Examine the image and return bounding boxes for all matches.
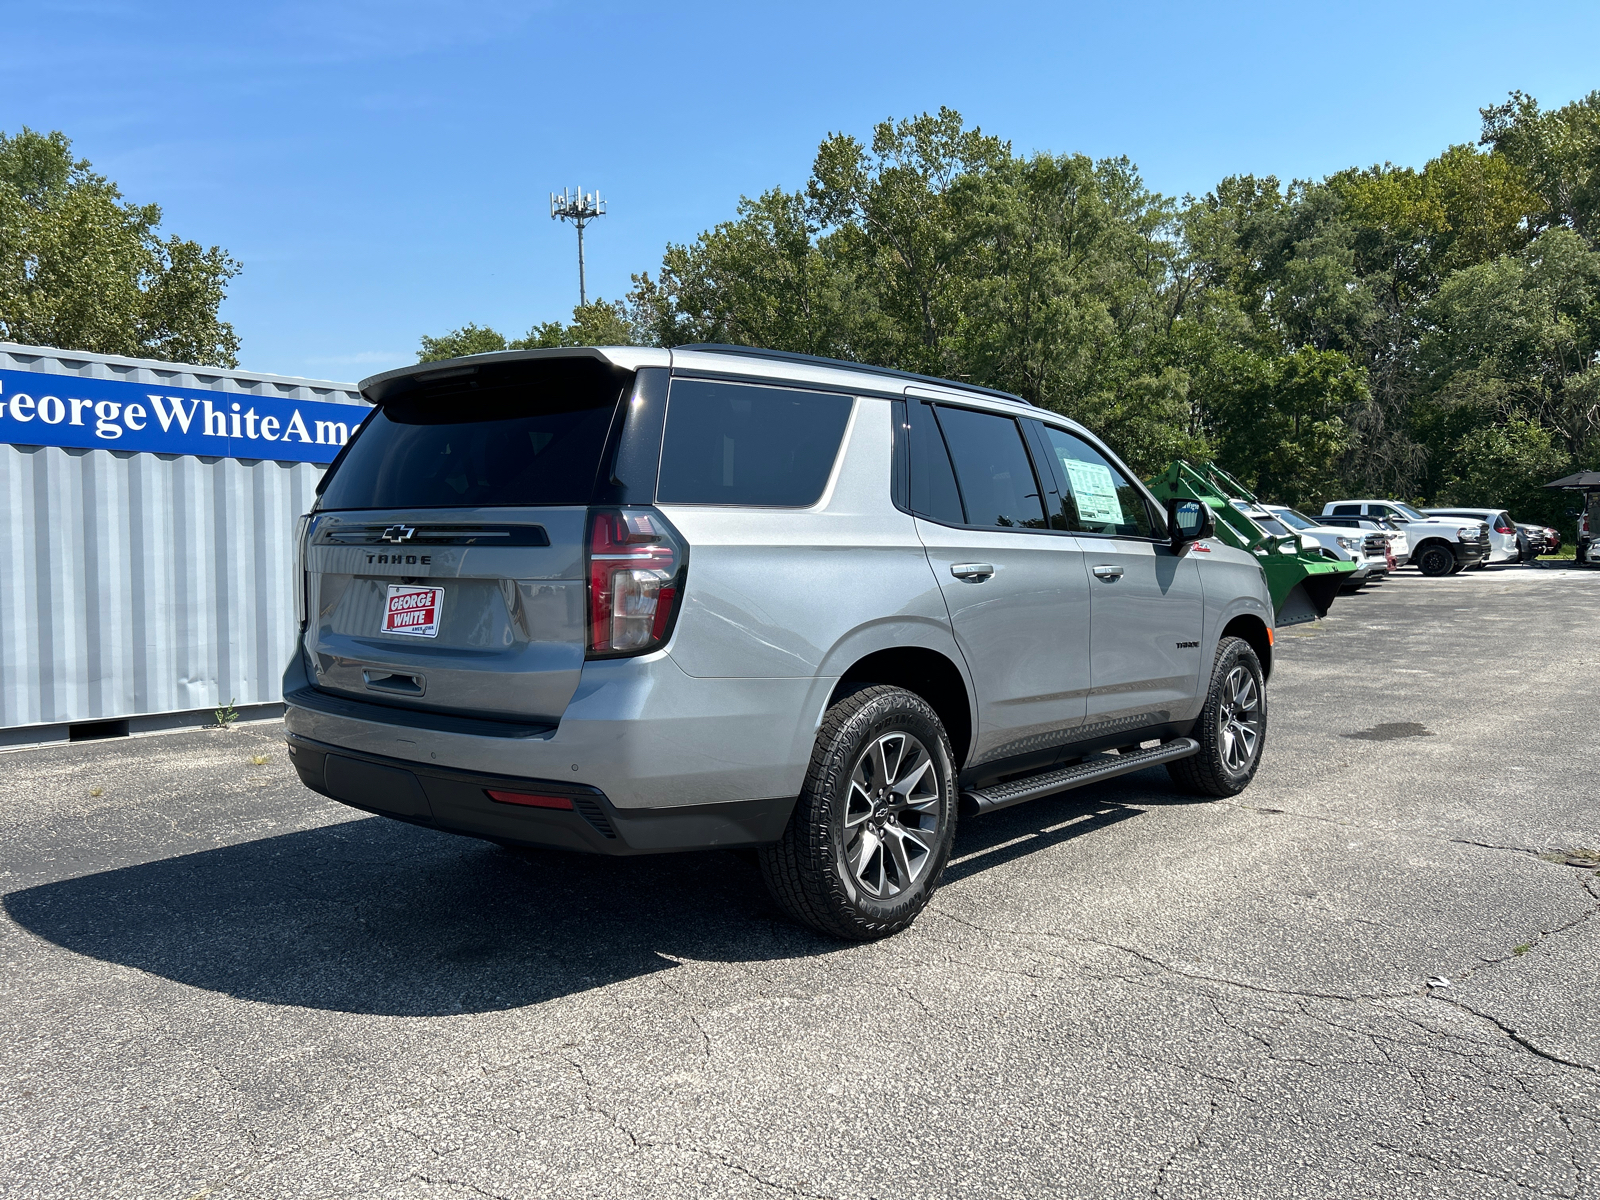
[905,400,966,525]
[1037,426,1158,538]
[1330,504,1360,516]
[932,407,1047,529]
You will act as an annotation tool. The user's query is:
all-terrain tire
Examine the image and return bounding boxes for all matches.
[1416,542,1456,577]
[759,685,957,941]
[1167,636,1267,799]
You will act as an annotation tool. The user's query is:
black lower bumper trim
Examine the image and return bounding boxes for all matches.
[286,733,795,856]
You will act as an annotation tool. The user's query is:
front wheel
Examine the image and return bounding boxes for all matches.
[1416,542,1456,577]
[1167,637,1267,798]
[760,685,958,940]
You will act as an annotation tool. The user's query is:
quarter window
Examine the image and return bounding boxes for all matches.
[656,379,853,507]
[1038,426,1158,538]
[933,406,1047,530]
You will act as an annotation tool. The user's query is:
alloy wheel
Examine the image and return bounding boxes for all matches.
[843,731,942,900]
[1218,665,1262,773]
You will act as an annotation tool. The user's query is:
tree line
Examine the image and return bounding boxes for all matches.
[433,91,1600,528]
[5,92,1597,529]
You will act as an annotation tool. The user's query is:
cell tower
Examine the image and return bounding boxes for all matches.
[550,187,606,306]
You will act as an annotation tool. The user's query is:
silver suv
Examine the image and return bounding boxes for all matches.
[284,346,1275,939]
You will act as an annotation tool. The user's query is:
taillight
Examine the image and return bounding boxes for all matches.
[294,513,312,629]
[1494,518,1514,534]
[586,508,686,656]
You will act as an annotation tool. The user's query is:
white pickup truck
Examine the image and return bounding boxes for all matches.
[1322,500,1490,577]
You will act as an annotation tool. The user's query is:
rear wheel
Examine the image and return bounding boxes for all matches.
[1168,637,1267,798]
[1416,542,1456,577]
[760,685,957,941]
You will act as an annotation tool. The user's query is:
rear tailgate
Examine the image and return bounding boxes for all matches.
[307,508,586,723]
[302,353,640,725]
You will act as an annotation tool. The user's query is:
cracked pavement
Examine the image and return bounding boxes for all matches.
[1,562,1597,1198]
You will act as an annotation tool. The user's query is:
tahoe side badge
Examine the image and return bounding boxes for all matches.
[383,585,444,638]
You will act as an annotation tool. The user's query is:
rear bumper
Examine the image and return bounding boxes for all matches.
[282,647,824,812]
[287,733,795,855]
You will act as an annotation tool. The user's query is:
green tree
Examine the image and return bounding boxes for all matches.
[417,321,511,361]
[1481,90,1600,242]
[0,128,240,366]
[1207,346,1362,508]
[417,300,638,362]
[1439,412,1571,525]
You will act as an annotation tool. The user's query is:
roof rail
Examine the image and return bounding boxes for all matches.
[672,343,1035,408]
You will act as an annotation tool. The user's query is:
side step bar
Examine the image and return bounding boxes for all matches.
[963,737,1200,815]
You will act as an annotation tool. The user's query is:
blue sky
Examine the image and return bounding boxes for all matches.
[8,1,1600,381]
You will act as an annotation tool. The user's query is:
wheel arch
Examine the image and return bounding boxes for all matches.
[1220,613,1273,681]
[1412,537,1456,572]
[829,647,974,769]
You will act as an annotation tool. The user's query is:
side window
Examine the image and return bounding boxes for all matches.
[1372,504,1400,519]
[1331,504,1361,516]
[905,400,965,525]
[933,406,1047,530]
[656,379,853,506]
[1039,425,1158,538]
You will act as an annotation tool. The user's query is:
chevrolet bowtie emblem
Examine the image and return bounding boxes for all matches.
[381,525,416,543]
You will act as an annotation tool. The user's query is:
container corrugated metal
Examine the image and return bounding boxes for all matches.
[0,342,369,733]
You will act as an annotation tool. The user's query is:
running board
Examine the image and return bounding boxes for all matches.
[963,737,1200,815]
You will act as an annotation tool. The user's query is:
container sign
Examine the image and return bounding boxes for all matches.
[0,368,369,464]
[383,585,444,638]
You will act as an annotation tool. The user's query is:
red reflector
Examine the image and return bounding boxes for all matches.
[485,789,574,810]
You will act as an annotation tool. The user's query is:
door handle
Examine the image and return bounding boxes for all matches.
[1091,564,1125,581]
[950,562,995,581]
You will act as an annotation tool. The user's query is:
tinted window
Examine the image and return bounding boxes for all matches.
[656,379,852,506]
[933,406,1046,529]
[319,360,626,510]
[906,400,965,525]
[1331,504,1360,516]
[1038,425,1157,537]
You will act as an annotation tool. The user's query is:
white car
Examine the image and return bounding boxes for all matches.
[1228,501,1382,586]
[1312,512,1410,565]
[1264,505,1391,584]
[1423,508,1523,564]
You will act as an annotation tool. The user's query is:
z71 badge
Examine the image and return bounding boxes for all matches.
[384,585,444,638]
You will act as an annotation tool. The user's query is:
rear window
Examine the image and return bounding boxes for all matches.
[319,358,629,510]
[656,379,852,507]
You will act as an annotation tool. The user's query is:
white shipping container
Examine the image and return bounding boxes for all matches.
[0,341,371,746]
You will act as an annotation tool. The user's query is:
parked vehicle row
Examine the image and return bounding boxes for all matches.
[1263,505,1394,585]
[1321,500,1491,576]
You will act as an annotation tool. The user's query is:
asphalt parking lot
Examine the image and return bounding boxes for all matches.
[2,562,1598,1199]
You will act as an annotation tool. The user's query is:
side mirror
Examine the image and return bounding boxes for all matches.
[1167,498,1215,549]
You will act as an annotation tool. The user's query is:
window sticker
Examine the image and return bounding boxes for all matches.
[1061,457,1125,525]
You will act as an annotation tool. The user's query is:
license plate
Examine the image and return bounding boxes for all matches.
[383,585,444,638]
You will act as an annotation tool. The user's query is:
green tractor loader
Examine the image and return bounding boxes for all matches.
[1147,460,1354,627]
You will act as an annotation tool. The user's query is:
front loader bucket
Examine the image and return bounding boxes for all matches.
[1274,573,1346,627]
